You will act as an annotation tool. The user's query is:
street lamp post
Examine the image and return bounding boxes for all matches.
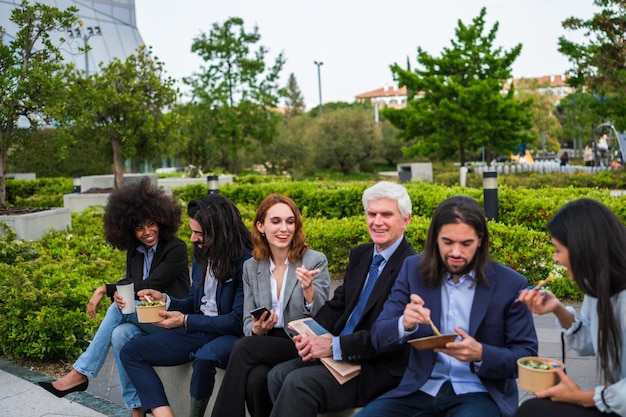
[82,26,102,76]
[313,61,323,115]
[68,24,102,76]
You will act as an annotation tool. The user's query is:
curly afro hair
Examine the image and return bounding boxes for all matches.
[103,177,182,251]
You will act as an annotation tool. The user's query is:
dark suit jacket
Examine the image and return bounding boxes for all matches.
[169,252,251,337]
[314,237,417,403]
[105,235,190,299]
[372,254,538,417]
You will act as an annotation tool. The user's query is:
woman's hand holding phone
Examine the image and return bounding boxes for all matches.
[250,306,277,335]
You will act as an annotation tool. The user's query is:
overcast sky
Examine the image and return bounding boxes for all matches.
[134,0,598,108]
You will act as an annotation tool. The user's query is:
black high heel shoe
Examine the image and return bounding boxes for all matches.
[38,379,88,402]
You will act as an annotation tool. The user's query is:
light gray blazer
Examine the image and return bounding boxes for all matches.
[242,249,331,336]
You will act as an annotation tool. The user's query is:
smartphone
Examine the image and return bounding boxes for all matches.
[250,306,270,320]
[303,319,329,336]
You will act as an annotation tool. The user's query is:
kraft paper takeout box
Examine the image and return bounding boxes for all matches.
[517,356,564,392]
[136,304,166,323]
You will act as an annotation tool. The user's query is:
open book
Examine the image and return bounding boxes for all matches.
[288,318,361,385]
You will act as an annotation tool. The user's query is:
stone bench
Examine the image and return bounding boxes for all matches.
[155,364,360,416]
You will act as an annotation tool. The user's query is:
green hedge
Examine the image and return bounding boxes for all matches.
[1,179,609,361]
[434,168,626,189]
[6,178,72,207]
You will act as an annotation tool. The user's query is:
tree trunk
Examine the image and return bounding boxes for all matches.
[0,148,6,209]
[0,126,10,208]
[111,138,125,189]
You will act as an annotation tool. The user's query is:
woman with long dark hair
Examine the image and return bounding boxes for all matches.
[516,198,626,417]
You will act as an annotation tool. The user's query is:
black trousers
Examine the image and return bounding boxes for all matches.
[211,328,297,417]
[516,398,619,417]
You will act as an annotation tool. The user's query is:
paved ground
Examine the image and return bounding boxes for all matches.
[0,299,598,417]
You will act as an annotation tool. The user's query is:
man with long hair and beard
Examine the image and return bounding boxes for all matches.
[356,196,538,417]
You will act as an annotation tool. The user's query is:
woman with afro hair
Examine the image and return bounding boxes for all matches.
[39,177,190,417]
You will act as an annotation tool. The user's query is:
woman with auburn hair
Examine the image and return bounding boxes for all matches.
[211,193,331,417]
[516,198,626,417]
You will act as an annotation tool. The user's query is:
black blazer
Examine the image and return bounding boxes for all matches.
[105,235,190,299]
[314,237,417,403]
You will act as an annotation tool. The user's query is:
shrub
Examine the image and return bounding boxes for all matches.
[0,209,124,360]
[2,178,603,362]
[6,178,72,207]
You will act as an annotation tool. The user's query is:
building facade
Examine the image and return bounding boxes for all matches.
[0,0,144,76]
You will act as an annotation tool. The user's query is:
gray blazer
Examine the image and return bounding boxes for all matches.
[242,249,331,336]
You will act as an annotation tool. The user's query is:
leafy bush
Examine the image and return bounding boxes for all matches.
[6,178,72,207]
[0,209,124,360]
[3,177,610,362]
[434,168,626,189]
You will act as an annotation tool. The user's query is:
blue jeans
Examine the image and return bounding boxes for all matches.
[355,381,500,417]
[73,302,164,408]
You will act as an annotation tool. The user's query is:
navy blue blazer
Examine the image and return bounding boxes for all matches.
[372,254,538,417]
[169,252,251,337]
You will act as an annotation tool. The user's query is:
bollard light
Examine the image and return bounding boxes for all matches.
[72,174,81,193]
[459,166,468,187]
[482,170,498,221]
[206,175,219,194]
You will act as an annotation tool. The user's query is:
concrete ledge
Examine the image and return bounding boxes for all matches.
[155,363,223,417]
[0,207,71,241]
[6,172,36,180]
[81,174,157,192]
[397,162,433,183]
[154,363,360,417]
[158,175,234,193]
[64,193,110,212]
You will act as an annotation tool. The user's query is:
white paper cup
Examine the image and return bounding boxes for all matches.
[116,283,136,314]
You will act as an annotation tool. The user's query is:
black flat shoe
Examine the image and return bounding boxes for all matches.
[38,379,88,400]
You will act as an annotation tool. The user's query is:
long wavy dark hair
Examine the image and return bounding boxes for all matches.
[187,194,252,283]
[547,198,626,383]
[420,196,491,287]
[103,177,182,251]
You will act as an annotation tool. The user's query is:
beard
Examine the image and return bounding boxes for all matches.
[442,255,476,277]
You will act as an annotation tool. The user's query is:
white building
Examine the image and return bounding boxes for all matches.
[0,0,144,76]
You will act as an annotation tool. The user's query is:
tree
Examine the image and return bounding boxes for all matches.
[515,90,563,154]
[184,17,286,173]
[556,92,604,149]
[0,1,78,208]
[67,45,180,189]
[378,119,409,166]
[284,73,305,118]
[253,114,315,176]
[312,107,381,174]
[383,8,532,165]
[558,1,626,128]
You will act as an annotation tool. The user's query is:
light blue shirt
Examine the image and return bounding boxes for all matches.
[398,270,486,396]
[331,236,405,360]
[419,270,486,396]
[136,240,158,280]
